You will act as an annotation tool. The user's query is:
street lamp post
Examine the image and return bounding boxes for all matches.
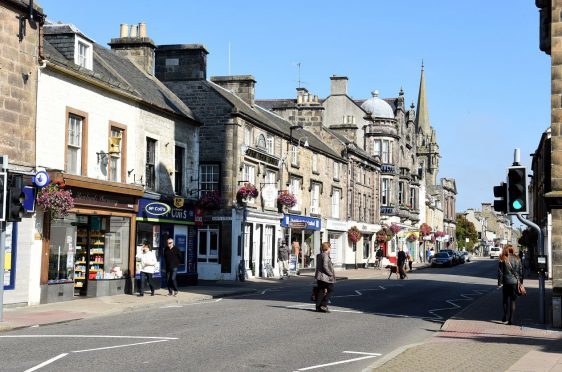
[237,180,249,281]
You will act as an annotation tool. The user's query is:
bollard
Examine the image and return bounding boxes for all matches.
[553,297,562,328]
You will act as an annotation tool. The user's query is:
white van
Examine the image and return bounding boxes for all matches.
[490,247,501,259]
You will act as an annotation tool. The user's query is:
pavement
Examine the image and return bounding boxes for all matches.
[1,258,561,372]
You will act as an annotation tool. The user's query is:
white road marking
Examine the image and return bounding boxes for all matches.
[160,298,222,308]
[428,289,488,320]
[296,351,381,371]
[24,353,68,372]
[72,339,169,353]
[3,335,179,371]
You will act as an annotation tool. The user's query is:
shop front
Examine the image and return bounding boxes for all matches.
[42,174,143,303]
[242,210,281,278]
[136,197,197,288]
[281,214,321,270]
[325,218,347,269]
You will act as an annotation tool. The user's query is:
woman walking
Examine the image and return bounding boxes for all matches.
[498,245,523,325]
[315,242,336,313]
[137,241,157,296]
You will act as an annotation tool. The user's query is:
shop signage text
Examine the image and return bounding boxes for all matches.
[137,198,194,224]
[281,214,321,231]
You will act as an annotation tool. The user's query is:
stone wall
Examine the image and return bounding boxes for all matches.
[0,2,42,167]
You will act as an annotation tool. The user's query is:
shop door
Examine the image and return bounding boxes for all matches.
[158,224,174,286]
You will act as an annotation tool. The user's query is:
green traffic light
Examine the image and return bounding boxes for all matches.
[512,200,524,210]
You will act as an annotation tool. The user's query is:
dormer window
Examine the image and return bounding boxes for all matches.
[75,37,93,70]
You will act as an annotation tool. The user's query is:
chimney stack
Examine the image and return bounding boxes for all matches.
[109,22,156,75]
[155,44,209,81]
[211,75,256,106]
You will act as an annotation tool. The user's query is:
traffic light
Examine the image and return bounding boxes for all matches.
[493,182,507,214]
[6,174,25,222]
[507,166,528,214]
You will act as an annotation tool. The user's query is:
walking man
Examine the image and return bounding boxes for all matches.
[278,241,290,279]
[164,237,182,296]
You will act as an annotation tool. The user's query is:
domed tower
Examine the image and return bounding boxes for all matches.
[415,63,440,186]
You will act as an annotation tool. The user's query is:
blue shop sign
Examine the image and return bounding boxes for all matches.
[281,214,321,231]
[136,198,195,224]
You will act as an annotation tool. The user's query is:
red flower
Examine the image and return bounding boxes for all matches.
[347,226,362,243]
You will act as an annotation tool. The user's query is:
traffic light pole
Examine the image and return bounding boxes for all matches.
[515,213,545,324]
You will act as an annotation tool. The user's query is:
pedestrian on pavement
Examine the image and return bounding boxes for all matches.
[314,241,336,313]
[278,241,290,279]
[375,247,383,269]
[407,252,413,272]
[498,244,524,325]
[137,240,157,296]
[397,248,407,279]
[164,237,182,296]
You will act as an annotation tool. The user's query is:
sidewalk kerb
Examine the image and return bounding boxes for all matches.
[363,342,425,371]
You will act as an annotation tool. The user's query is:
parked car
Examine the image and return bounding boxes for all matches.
[490,247,501,259]
[440,249,460,265]
[431,252,454,267]
[455,251,465,264]
[460,251,472,262]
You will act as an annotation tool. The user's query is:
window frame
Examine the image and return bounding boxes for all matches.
[310,183,320,214]
[174,144,186,195]
[289,176,302,211]
[65,107,88,176]
[199,163,220,196]
[108,121,126,183]
[197,225,220,263]
[74,37,93,70]
[145,137,157,191]
[381,178,391,206]
[331,188,341,219]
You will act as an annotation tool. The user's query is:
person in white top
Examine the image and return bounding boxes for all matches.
[137,241,157,296]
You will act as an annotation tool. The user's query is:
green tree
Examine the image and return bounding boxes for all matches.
[455,215,478,250]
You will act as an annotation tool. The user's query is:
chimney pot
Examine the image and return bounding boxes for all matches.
[119,23,128,38]
[139,22,147,37]
[130,24,138,37]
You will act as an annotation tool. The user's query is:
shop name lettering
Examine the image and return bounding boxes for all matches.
[145,202,191,219]
[75,192,124,206]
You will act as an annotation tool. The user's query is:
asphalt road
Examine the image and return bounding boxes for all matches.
[0,258,499,372]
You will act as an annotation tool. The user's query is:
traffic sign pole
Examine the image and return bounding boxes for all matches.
[0,155,7,322]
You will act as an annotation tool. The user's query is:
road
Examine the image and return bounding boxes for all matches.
[0,258,499,372]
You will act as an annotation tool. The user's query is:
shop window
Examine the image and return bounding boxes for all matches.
[49,214,77,283]
[105,216,130,276]
[175,145,185,195]
[198,226,219,263]
[146,137,157,191]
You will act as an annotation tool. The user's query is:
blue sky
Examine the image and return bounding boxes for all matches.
[38,0,550,213]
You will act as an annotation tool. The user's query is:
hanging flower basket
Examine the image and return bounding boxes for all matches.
[419,223,432,237]
[347,226,362,243]
[236,183,259,203]
[375,229,388,243]
[435,231,446,238]
[407,233,418,242]
[277,191,297,208]
[197,190,221,210]
[36,182,74,219]
[390,223,402,235]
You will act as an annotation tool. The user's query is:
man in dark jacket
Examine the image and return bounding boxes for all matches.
[397,248,407,279]
[278,242,290,279]
[164,238,182,296]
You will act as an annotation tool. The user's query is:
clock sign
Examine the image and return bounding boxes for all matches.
[33,170,50,188]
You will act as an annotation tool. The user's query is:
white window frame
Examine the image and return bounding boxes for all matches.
[382,178,391,206]
[382,140,391,163]
[74,37,93,70]
[312,153,318,173]
[311,183,320,214]
[331,189,340,219]
[265,170,276,208]
[243,164,256,203]
[67,114,83,175]
[290,177,301,210]
[266,134,274,155]
[198,226,219,263]
[291,145,298,166]
[373,139,381,158]
[409,187,416,209]
[398,181,405,205]
[333,161,340,180]
[199,164,219,196]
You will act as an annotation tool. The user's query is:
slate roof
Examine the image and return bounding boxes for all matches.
[42,24,198,122]
[208,82,341,159]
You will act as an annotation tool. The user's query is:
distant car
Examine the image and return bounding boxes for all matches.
[431,252,453,267]
[460,251,472,262]
[490,247,501,259]
[440,249,460,265]
[455,251,466,264]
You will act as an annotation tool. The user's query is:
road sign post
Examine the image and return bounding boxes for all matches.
[0,155,7,322]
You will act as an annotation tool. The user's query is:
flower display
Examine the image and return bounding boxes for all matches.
[347,226,362,243]
[435,231,446,238]
[236,183,259,202]
[36,182,74,219]
[277,191,297,208]
[197,190,221,210]
[407,233,418,242]
[419,223,432,237]
[390,223,402,235]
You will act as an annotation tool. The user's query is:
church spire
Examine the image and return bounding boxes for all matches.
[415,61,431,136]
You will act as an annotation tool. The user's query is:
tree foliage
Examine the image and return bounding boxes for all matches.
[455,215,478,250]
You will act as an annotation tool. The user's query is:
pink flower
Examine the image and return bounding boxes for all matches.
[36,183,74,219]
[277,191,297,208]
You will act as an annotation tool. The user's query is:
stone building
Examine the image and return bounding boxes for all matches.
[6,22,200,306]
[154,45,346,279]
[0,0,44,301]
